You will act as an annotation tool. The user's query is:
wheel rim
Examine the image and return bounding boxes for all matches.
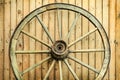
[9,3,110,80]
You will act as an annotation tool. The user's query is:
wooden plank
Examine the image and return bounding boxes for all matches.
[54,0,62,80]
[22,0,29,80]
[109,0,116,80]
[102,0,109,79]
[4,0,11,79]
[10,0,17,79]
[61,0,69,80]
[16,0,23,79]
[1,0,117,80]
[0,0,4,79]
[48,0,55,80]
[95,0,103,78]
[116,0,120,80]
[82,0,89,80]
[29,0,36,80]
[35,0,42,80]
[55,9,60,80]
[88,0,96,79]
[68,0,75,80]
[42,0,49,79]
[75,0,82,79]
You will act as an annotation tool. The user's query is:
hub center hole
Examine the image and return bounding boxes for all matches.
[52,40,67,54]
[58,45,63,50]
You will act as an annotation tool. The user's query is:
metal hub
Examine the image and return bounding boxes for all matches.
[51,40,68,60]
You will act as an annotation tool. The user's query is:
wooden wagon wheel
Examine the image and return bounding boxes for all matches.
[9,3,110,80]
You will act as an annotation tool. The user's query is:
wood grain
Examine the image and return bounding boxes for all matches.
[109,0,116,80]
[0,0,118,80]
[116,0,120,80]
[4,0,11,79]
[0,0,4,79]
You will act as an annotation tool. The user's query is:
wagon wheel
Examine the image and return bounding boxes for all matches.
[9,3,110,80]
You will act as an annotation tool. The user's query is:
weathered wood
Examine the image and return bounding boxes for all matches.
[62,0,69,80]
[42,0,49,79]
[55,1,62,79]
[109,0,116,80]
[89,0,96,79]
[0,0,4,79]
[29,0,36,79]
[68,28,97,48]
[35,0,42,79]
[75,0,82,79]
[116,0,120,80]
[48,0,55,79]
[15,50,50,54]
[82,0,89,79]
[103,0,109,79]
[0,1,117,80]
[43,60,56,80]
[22,0,29,79]
[16,0,23,79]
[64,59,79,80]
[69,49,105,53]
[22,57,51,75]
[68,0,76,80]
[21,30,51,48]
[68,56,99,73]
[4,0,11,79]
[10,0,17,79]
[95,0,103,78]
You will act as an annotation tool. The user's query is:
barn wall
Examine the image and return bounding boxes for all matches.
[0,0,119,80]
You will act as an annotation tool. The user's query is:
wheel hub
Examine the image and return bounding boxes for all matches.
[51,40,68,60]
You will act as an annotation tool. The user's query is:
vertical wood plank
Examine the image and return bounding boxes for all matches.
[102,0,109,80]
[1,0,117,80]
[10,0,16,79]
[109,0,116,80]
[0,0,4,79]
[42,0,49,79]
[35,0,42,80]
[48,0,55,80]
[54,0,62,80]
[61,0,69,80]
[116,0,120,80]
[75,0,82,79]
[88,0,96,79]
[29,0,36,80]
[68,0,75,79]
[4,0,10,79]
[16,0,23,72]
[82,0,89,79]
[23,0,29,80]
[95,0,103,78]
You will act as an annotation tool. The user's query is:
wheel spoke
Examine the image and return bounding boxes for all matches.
[68,28,97,48]
[59,61,63,80]
[69,49,105,53]
[36,15,54,43]
[65,13,80,40]
[15,50,50,54]
[43,60,56,80]
[21,57,51,75]
[68,56,99,73]
[64,59,79,80]
[21,30,51,48]
[57,9,62,39]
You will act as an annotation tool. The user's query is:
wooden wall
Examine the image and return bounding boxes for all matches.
[0,0,120,80]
